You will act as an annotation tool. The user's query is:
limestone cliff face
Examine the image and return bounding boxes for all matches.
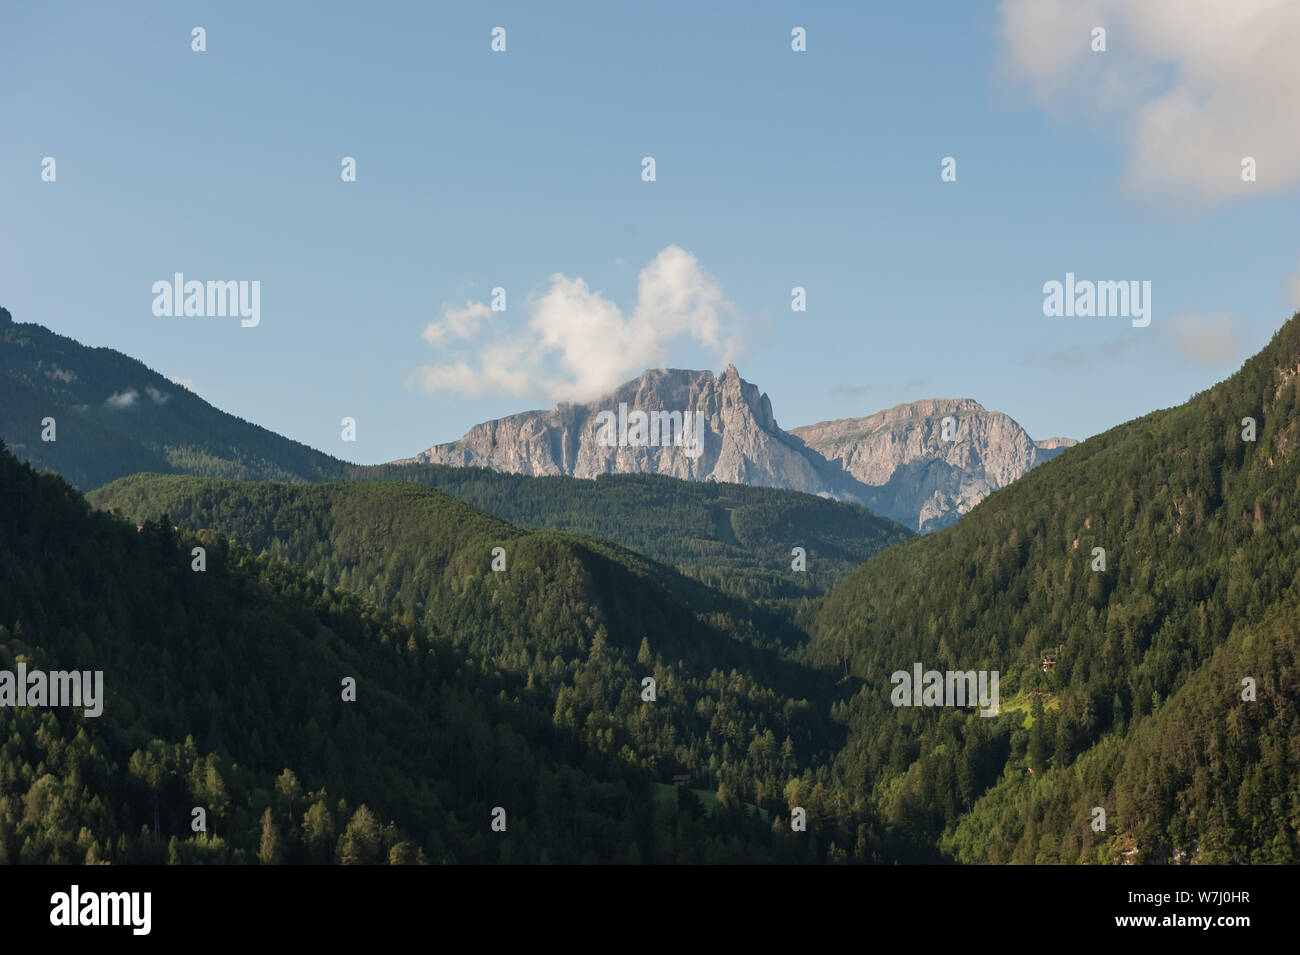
[788,399,1076,531]
[411,365,840,495]
[406,370,1074,532]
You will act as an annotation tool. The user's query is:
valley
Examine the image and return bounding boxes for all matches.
[2,304,1298,864]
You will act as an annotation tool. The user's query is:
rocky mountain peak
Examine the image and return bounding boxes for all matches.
[789,400,1077,530]
[407,368,1073,532]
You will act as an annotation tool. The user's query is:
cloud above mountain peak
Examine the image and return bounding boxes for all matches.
[414,245,739,403]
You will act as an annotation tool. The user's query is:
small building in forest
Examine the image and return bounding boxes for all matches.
[671,774,692,787]
[1042,653,1058,672]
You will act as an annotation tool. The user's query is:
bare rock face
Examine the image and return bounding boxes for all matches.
[789,399,1077,531]
[406,370,1075,532]
[411,365,841,496]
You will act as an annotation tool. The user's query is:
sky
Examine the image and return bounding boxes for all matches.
[4,0,1300,465]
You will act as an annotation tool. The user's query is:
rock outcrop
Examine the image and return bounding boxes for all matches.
[411,365,845,496]
[407,369,1075,531]
[789,400,1076,531]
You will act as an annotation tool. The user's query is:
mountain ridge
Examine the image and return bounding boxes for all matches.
[409,366,1074,531]
[789,397,1077,531]
[0,311,350,489]
[1,307,1071,531]
[807,310,1300,863]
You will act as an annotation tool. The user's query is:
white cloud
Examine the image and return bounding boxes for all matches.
[170,376,195,392]
[145,385,170,404]
[1159,311,1240,365]
[105,389,138,409]
[422,301,493,346]
[1287,261,1300,310]
[417,339,540,397]
[999,0,1300,207]
[414,245,740,401]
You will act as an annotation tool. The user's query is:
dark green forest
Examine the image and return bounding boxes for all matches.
[0,441,900,863]
[86,476,913,857]
[342,464,911,600]
[4,304,1300,864]
[810,313,1300,863]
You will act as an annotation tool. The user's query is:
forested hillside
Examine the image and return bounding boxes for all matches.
[85,472,920,860]
[342,464,910,599]
[16,305,1300,865]
[0,310,349,489]
[810,313,1300,863]
[1,440,907,863]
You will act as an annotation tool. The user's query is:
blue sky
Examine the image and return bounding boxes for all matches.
[4,0,1300,464]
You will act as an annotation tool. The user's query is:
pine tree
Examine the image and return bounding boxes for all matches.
[1053,716,1071,769]
[1028,697,1047,774]
[302,799,334,864]
[258,808,282,865]
[338,805,383,865]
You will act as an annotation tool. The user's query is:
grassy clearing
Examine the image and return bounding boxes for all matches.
[998,686,1061,727]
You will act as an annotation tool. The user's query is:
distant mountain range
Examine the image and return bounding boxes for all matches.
[0,307,909,595]
[408,365,1075,530]
[2,306,1070,531]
